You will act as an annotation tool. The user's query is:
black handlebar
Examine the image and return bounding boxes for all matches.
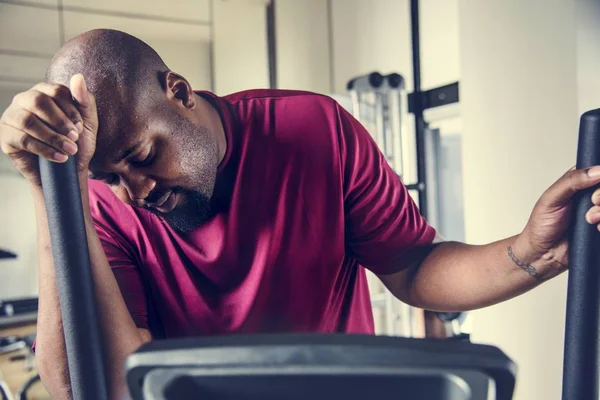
[38,157,108,400]
[562,109,600,400]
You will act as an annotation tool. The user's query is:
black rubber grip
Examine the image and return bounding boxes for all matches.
[562,109,600,400]
[38,157,108,400]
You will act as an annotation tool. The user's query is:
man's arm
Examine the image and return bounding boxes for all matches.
[378,232,566,312]
[33,179,152,400]
[2,78,152,399]
[377,163,600,313]
[331,96,578,314]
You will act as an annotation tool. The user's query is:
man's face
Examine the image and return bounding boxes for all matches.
[88,97,220,233]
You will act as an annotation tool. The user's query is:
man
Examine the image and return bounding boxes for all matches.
[1,29,599,399]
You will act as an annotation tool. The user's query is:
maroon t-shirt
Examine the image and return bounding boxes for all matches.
[88,89,436,338]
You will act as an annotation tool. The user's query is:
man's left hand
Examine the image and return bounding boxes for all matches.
[519,166,600,274]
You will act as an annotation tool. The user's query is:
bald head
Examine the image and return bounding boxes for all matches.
[43,29,224,232]
[45,29,170,138]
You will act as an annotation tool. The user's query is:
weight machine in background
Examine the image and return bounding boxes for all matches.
[343,70,470,340]
[345,71,423,338]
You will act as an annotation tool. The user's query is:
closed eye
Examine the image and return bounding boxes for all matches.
[130,146,155,167]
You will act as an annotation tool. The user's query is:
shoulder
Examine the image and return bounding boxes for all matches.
[219,89,351,187]
[224,88,338,105]
[224,89,343,124]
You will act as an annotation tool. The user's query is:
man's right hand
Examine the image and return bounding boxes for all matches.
[0,74,98,186]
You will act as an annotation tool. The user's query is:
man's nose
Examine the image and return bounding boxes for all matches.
[121,174,156,204]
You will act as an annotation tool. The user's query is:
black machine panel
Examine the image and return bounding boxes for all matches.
[126,334,516,400]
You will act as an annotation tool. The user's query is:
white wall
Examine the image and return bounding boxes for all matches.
[330,0,413,93]
[212,0,270,95]
[228,0,460,97]
[275,0,331,93]
[0,2,60,299]
[329,0,460,93]
[0,1,212,91]
[458,1,578,399]
[0,177,39,299]
[61,10,212,91]
[577,0,600,115]
[419,0,460,89]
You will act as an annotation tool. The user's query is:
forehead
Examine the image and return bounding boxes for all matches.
[88,87,170,172]
[95,102,138,149]
[93,84,158,147]
[89,103,147,172]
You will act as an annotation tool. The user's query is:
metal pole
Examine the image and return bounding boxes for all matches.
[409,0,428,218]
[39,157,108,400]
[562,109,600,400]
[266,0,277,89]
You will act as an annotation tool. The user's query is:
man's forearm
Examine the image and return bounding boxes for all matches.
[32,179,148,399]
[400,235,566,312]
[34,185,72,399]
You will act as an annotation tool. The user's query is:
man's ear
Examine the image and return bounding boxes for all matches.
[162,71,196,110]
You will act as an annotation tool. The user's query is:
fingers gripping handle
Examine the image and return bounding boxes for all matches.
[38,157,108,400]
[562,109,600,400]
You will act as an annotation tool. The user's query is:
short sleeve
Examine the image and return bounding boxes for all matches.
[336,103,437,274]
[93,220,150,331]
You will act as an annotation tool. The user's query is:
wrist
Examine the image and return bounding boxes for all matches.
[78,173,89,196]
[78,173,93,219]
[510,233,567,281]
[30,184,48,219]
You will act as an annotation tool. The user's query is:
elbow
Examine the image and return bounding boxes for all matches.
[36,349,73,400]
[381,270,453,312]
[378,263,423,308]
[35,329,149,400]
[395,281,427,310]
[37,351,130,400]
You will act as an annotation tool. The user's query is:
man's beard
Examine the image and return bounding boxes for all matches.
[147,188,213,233]
[145,111,220,233]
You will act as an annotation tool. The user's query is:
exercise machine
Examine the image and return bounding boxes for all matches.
[126,334,514,400]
